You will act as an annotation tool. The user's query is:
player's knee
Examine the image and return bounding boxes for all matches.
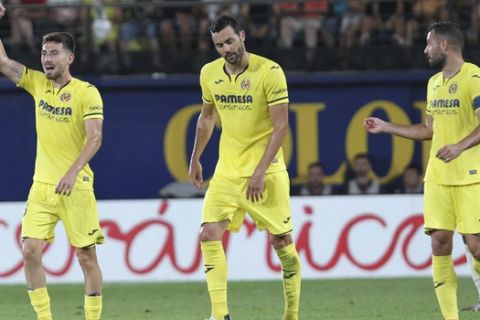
[21,241,42,263]
[270,234,292,250]
[199,222,226,242]
[76,250,97,271]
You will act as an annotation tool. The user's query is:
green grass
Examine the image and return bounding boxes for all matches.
[1,278,479,319]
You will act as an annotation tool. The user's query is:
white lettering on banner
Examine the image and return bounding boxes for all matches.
[0,196,469,284]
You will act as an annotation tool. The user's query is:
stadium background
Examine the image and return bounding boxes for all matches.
[1,1,479,318]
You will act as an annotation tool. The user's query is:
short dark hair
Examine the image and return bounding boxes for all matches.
[308,162,324,171]
[405,163,422,176]
[42,32,75,53]
[428,21,464,50]
[210,14,242,34]
[354,153,371,162]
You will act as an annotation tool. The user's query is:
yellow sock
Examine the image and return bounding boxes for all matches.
[201,241,228,319]
[84,295,102,320]
[28,287,52,320]
[432,255,458,320]
[276,243,301,320]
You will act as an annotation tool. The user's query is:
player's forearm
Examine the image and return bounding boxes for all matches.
[0,39,24,83]
[190,113,216,161]
[255,123,288,174]
[68,134,102,175]
[456,125,480,152]
[384,122,433,140]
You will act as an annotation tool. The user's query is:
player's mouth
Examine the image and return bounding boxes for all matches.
[44,65,55,72]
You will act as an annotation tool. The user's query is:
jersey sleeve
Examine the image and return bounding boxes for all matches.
[468,69,480,112]
[82,84,104,120]
[16,67,45,97]
[425,78,433,116]
[200,66,213,104]
[263,63,289,107]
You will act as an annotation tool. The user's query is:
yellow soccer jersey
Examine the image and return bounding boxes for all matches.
[18,67,104,190]
[425,62,480,185]
[200,53,289,178]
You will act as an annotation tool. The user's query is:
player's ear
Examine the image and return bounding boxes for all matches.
[239,30,245,42]
[68,52,75,64]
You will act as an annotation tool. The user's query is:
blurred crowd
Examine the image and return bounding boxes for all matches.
[1,0,480,73]
[293,155,424,197]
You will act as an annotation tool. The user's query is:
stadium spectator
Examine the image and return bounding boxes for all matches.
[8,0,44,52]
[240,3,276,50]
[189,15,301,320]
[405,0,446,46]
[88,0,121,72]
[394,162,424,194]
[344,153,381,194]
[361,0,407,46]
[276,1,332,67]
[118,0,161,70]
[0,4,105,319]
[298,162,333,195]
[364,21,480,319]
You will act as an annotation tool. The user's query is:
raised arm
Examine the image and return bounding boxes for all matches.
[0,3,26,84]
[189,102,217,189]
[246,103,289,202]
[55,118,103,195]
[364,115,433,140]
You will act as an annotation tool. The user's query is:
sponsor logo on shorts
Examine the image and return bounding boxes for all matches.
[469,169,478,175]
[83,176,90,182]
[283,217,291,224]
[88,229,98,236]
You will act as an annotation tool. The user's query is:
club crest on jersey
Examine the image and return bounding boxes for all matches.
[448,83,458,94]
[240,79,251,90]
[60,92,72,102]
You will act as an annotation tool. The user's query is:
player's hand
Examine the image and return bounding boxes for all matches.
[246,169,265,202]
[55,169,78,196]
[189,158,204,189]
[436,144,462,163]
[364,117,387,134]
[0,3,5,19]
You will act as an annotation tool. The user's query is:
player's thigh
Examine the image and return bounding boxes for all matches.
[243,171,292,236]
[423,182,456,234]
[202,175,246,233]
[22,182,59,242]
[59,189,104,248]
[453,183,480,234]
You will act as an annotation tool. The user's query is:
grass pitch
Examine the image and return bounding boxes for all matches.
[1,278,479,319]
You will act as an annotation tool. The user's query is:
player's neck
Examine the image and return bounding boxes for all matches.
[442,56,464,79]
[225,52,249,75]
[52,72,72,88]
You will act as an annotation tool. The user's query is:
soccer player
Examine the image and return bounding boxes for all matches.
[189,15,301,320]
[0,4,104,320]
[364,21,480,320]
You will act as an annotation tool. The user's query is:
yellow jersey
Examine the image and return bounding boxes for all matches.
[18,67,104,190]
[200,53,289,178]
[425,62,480,185]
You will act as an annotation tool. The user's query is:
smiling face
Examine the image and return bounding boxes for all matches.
[41,41,74,80]
[211,26,246,66]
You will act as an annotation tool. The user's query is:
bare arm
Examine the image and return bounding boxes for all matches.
[0,3,25,84]
[364,115,433,140]
[188,102,217,188]
[246,103,289,202]
[55,118,103,195]
[436,111,480,163]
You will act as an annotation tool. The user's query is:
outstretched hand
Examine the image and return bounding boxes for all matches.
[364,117,387,134]
[0,3,5,19]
